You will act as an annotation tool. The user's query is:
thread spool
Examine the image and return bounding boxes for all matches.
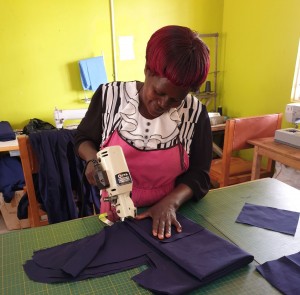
[205,81,211,93]
[217,106,222,116]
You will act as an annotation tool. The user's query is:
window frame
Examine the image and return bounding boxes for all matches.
[291,39,300,102]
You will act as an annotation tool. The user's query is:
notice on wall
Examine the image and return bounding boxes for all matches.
[119,36,135,61]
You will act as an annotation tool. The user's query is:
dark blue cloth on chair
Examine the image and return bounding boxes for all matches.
[0,121,15,141]
[236,203,300,235]
[23,214,254,294]
[256,251,300,295]
[29,129,100,223]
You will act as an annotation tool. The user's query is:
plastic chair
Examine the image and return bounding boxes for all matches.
[210,113,282,188]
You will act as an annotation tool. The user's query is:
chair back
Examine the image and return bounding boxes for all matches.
[17,135,48,227]
[228,114,283,152]
[211,113,282,188]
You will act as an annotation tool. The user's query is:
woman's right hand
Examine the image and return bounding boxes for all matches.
[85,160,97,186]
[77,140,99,186]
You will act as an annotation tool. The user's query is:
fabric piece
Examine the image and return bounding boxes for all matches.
[236,203,300,235]
[23,214,254,294]
[0,121,15,141]
[0,155,25,202]
[256,252,300,295]
[29,129,100,223]
[79,56,107,91]
[128,216,254,284]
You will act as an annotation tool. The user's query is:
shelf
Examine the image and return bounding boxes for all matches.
[197,33,219,111]
[194,92,216,99]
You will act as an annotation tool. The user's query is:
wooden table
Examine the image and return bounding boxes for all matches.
[0,139,19,152]
[248,137,300,180]
[2,178,300,294]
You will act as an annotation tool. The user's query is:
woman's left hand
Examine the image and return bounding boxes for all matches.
[135,199,182,239]
[135,184,193,239]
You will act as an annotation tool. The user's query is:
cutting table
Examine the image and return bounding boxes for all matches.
[1,178,300,294]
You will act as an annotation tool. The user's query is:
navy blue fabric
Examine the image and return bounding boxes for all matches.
[23,214,254,294]
[236,203,300,235]
[0,121,15,141]
[29,129,100,223]
[127,216,254,284]
[256,252,300,295]
[23,222,151,283]
[0,154,25,202]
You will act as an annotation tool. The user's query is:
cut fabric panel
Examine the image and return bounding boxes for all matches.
[236,203,300,235]
[79,56,107,91]
[23,214,254,294]
[0,121,15,141]
[256,252,300,295]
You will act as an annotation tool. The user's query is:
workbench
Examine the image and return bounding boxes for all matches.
[1,178,300,294]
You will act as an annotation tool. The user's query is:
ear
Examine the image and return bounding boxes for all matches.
[144,67,155,77]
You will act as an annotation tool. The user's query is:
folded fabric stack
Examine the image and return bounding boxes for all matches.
[23,214,254,295]
[0,121,16,141]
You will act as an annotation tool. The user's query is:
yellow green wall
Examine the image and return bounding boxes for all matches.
[0,0,223,129]
[3,0,299,130]
[221,0,300,128]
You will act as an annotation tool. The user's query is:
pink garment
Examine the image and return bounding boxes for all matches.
[100,130,189,215]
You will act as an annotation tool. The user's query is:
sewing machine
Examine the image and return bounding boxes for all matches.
[274,103,300,148]
[94,145,136,221]
[53,108,87,129]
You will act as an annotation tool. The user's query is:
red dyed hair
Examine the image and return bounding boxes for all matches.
[145,25,210,92]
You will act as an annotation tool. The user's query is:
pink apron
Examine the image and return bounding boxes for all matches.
[100,130,189,215]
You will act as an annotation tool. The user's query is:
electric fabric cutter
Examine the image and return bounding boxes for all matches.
[93,146,137,221]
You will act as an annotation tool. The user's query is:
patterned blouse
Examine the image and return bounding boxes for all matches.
[75,81,212,200]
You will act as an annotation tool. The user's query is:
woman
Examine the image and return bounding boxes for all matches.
[74,25,212,239]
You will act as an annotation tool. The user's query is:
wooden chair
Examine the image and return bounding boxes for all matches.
[210,113,282,188]
[17,135,48,227]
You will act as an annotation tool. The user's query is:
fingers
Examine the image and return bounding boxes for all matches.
[153,215,182,240]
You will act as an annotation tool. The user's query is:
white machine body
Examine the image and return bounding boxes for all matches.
[96,146,136,220]
[53,108,87,129]
[274,103,300,148]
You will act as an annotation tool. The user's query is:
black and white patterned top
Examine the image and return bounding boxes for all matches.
[75,81,212,200]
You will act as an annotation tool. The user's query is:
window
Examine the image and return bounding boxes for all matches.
[291,39,300,101]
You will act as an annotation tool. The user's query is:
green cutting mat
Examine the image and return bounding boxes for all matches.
[184,178,300,264]
[0,180,283,294]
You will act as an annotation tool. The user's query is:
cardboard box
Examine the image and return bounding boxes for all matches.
[0,191,30,230]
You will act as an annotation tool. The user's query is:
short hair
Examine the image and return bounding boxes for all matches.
[145,25,210,92]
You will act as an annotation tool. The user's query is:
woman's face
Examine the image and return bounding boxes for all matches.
[139,70,189,119]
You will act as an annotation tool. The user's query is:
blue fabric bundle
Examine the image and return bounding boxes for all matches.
[28,129,100,223]
[0,121,16,141]
[23,214,254,294]
[79,56,108,91]
[0,155,25,202]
